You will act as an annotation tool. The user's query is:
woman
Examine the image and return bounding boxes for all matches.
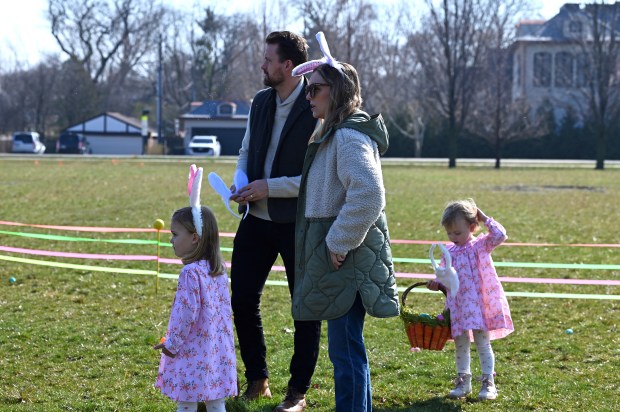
[291,32,399,411]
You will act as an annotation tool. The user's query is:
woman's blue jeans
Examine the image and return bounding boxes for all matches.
[327,294,372,412]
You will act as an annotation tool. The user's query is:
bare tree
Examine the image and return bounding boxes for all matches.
[53,59,101,128]
[373,3,429,157]
[413,0,497,167]
[48,0,164,86]
[298,0,384,111]
[192,8,263,100]
[573,2,620,170]
[0,60,61,136]
[465,0,548,168]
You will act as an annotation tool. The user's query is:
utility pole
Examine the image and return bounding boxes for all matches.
[157,33,164,149]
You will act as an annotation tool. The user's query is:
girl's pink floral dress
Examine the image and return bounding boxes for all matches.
[155,260,237,402]
[445,218,514,341]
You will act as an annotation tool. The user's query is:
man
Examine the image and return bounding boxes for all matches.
[230,31,321,412]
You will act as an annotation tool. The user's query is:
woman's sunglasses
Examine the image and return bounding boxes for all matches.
[305,83,330,98]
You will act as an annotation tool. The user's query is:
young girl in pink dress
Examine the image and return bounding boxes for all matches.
[428,199,513,401]
[154,165,237,412]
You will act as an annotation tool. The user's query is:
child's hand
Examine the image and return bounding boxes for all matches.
[477,208,488,222]
[427,280,440,291]
[153,342,176,358]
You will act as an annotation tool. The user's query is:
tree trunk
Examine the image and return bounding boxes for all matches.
[595,127,606,170]
[448,114,458,168]
[495,128,501,169]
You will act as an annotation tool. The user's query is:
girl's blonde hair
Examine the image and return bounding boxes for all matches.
[441,198,479,231]
[171,206,224,276]
[309,62,362,142]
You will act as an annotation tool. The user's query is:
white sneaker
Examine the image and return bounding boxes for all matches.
[447,373,472,399]
[478,375,498,401]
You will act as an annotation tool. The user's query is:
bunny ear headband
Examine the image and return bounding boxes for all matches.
[292,31,344,77]
[188,164,204,237]
[429,243,460,298]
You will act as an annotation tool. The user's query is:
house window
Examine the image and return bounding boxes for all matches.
[533,52,552,87]
[576,53,589,87]
[555,52,574,88]
[569,21,582,34]
[217,103,235,116]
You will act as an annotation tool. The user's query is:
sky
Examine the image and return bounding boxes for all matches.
[0,0,600,69]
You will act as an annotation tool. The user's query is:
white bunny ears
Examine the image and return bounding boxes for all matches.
[207,169,249,220]
[188,164,204,237]
[429,243,460,298]
[292,31,344,77]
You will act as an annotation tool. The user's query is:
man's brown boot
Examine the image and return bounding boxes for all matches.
[241,377,272,400]
[274,387,307,412]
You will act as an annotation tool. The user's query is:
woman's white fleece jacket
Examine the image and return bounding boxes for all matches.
[304,127,385,256]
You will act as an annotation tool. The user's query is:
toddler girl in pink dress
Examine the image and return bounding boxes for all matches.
[154,165,237,411]
[428,199,513,401]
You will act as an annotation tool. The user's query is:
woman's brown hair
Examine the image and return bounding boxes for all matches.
[309,62,363,142]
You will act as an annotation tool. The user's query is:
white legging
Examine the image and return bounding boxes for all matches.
[176,399,226,412]
[454,330,495,379]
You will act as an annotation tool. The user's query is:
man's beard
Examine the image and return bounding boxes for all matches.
[263,70,283,88]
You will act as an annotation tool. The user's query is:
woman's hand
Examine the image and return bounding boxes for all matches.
[231,180,269,203]
[153,343,176,358]
[329,251,347,270]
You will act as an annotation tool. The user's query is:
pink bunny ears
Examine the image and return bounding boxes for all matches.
[292,31,344,77]
[188,164,204,237]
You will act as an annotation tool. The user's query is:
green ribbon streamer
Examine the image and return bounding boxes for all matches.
[0,230,161,245]
[1,255,618,300]
[0,230,234,251]
[396,285,620,300]
[0,254,155,275]
[394,257,620,270]
[1,230,618,270]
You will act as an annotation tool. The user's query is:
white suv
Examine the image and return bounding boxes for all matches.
[12,132,46,154]
[185,135,221,156]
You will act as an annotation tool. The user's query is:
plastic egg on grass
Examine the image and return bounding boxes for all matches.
[565,328,574,335]
[9,277,16,284]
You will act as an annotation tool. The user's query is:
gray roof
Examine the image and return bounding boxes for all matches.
[517,2,620,41]
[186,100,250,118]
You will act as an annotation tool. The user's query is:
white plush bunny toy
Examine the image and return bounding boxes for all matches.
[429,243,459,298]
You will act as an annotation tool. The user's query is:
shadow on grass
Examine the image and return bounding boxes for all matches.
[218,396,465,412]
[206,398,278,412]
[374,396,464,411]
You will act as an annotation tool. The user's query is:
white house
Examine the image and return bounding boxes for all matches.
[511,3,620,123]
[63,112,157,155]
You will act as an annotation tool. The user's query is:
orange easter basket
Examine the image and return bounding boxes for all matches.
[400,282,452,351]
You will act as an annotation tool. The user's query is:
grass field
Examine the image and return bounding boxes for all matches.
[0,156,619,411]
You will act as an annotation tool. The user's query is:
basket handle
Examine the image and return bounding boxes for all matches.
[401,281,448,307]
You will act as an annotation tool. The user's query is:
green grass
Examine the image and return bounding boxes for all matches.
[0,157,618,411]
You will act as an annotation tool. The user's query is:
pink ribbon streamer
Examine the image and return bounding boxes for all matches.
[2,245,618,286]
[0,221,618,248]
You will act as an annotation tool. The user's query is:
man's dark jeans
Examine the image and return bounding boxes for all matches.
[231,214,322,394]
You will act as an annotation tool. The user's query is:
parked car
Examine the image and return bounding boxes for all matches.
[57,132,92,154]
[11,132,46,154]
[185,135,221,156]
